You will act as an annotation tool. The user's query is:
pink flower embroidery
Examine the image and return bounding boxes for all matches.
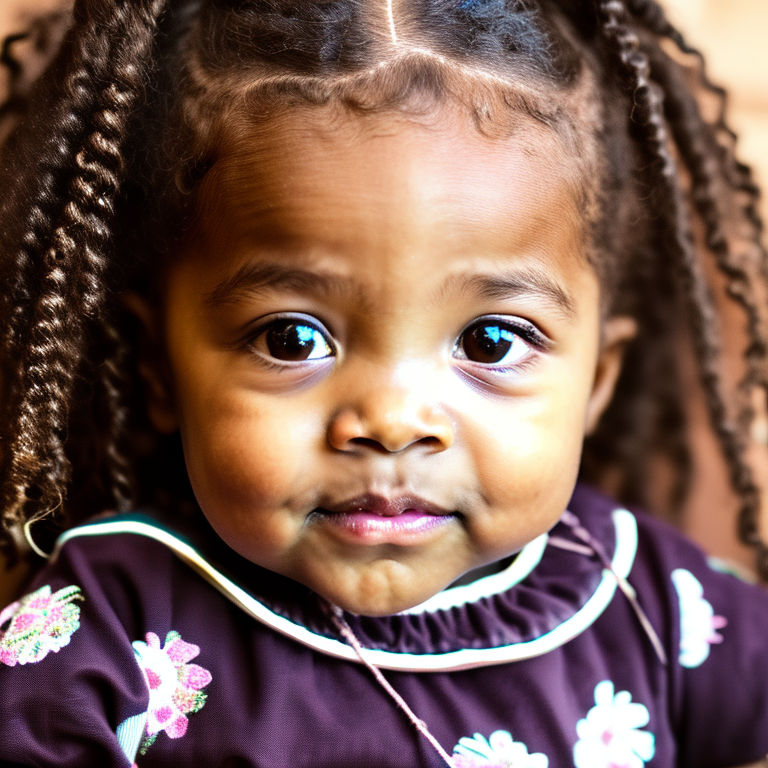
[0,585,83,666]
[132,630,212,753]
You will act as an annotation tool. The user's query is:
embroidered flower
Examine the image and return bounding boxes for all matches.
[452,730,549,767]
[573,680,655,768]
[132,630,212,753]
[0,584,83,666]
[671,568,727,668]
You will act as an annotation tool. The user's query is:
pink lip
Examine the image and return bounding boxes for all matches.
[314,494,456,545]
[324,494,452,517]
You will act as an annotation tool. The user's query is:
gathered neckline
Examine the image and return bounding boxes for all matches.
[55,485,637,671]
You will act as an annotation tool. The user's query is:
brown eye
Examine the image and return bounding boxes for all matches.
[455,321,532,366]
[257,319,334,362]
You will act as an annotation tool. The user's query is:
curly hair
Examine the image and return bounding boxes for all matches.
[1,0,767,574]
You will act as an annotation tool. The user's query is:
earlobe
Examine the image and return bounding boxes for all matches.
[122,292,179,434]
[585,315,637,435]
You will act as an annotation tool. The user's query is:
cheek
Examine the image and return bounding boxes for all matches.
[469,430,582,559]
[177,399,319,566]
[463,385,591,530]
[177,387,315,510]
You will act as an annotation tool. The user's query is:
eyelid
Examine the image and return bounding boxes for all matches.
[241,311,335,341]
[454,315,551,353]
[451,314,551,385]
[242,311,337,364]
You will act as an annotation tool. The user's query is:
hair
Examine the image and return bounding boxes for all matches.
[1,0,767,574]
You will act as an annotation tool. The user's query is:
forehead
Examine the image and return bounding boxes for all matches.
[194,103,590,271]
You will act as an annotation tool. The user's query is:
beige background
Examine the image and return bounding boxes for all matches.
[666,0,768,223]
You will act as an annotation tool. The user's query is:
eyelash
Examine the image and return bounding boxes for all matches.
[452,315,550,375]
[241,313,550,376]
[242,312,336,368]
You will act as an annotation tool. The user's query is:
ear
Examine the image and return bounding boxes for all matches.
[585,315,637,435]
[122,292,179,434]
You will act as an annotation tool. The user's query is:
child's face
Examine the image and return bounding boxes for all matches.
[144,104,631,615]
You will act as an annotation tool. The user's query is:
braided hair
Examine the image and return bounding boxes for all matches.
[1,0,767,574]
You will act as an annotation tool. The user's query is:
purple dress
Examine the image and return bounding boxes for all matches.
[1,484,767,767]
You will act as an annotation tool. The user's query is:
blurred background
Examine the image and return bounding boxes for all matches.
[664,0,768,224]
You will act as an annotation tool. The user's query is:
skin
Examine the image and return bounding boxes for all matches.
[137,103,634,616]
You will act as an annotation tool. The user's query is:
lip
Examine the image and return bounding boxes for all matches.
[323,493,453,517]
[313,493,457,545]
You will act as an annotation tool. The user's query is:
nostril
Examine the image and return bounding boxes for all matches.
[327,401,454,453]
[347,436,390,453]
[347,434,446,454]
[415,435,446,451]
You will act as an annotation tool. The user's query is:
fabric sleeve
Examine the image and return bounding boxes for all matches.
[639,517,768,768]
[0,539,151,767]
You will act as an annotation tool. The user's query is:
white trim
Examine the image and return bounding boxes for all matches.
[398,531,548,615]
[56,509,638,672]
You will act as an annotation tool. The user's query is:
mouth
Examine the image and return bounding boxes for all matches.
[311,493,458,545]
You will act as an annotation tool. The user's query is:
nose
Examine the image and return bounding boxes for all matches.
[327,386,454,454]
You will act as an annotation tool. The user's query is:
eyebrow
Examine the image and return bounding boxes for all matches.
[204,261,356,307]
[205,260,577,319]
[442,268,577,319]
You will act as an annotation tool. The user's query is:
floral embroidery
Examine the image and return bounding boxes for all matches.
[452,730,549,767]
[0,584,83,666]
[132,630,212,754]
[573,680,655,768]
[671,568,727,668]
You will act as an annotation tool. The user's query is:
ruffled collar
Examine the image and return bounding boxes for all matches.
[55,485,638,672]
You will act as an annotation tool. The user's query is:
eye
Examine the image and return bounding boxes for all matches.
[453,317,543,368]
[248,314,335,363]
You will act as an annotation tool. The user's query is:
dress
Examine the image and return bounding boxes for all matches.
[1,484,767,767]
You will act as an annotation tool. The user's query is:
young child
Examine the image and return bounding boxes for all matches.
[1,1,768,766]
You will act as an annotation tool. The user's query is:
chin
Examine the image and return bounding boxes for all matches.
[298,558,454,617]
[312,580,423,617]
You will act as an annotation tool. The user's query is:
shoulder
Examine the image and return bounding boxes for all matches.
[617,492,767,625]
[573,484,768,766]
[0,511,201,668]
[0,510,218,766]
[571,482,756,585]
[571,483,768,651]
[52,510,195,581]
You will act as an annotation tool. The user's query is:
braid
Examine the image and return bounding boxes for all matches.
[1,45,105,375]
[0,22,114,538]
[1,0,167,545]
[97,319,135,513]
[628,0,768,255]
[630,1,768,400]
[597,0,767,571]
[648,46,768,399]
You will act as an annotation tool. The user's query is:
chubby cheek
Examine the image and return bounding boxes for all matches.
[465,388,590,554]
[177,389,316,557]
